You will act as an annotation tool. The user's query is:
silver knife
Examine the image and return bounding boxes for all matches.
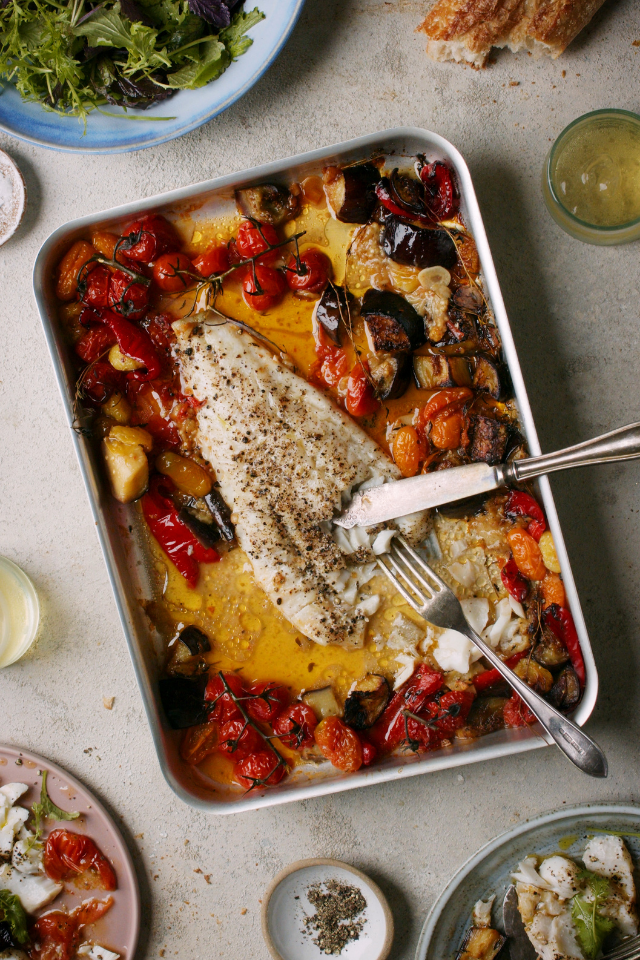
[334,421,640,528]
[503,885,538,960]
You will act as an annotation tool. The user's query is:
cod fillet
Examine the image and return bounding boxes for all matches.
[174,316,429,647]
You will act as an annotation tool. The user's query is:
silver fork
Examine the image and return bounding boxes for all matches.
[604,936,640,960]
[376,536,608,778]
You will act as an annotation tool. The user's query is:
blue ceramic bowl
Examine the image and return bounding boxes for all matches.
[0,0,305,153]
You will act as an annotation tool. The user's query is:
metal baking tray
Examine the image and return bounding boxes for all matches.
[33,128,598,814]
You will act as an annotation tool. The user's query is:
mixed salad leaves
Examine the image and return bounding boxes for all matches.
[0,0,264,123]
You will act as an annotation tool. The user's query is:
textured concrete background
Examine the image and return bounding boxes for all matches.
[1,1,640,957]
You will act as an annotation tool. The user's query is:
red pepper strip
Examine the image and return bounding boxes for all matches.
[419,161,459,220]
[500,556,529,603]
[374,180,435,228]
[473,651,529,693]
[99,310,162,382]
[369,663,443,751]
[543,604,586,685]
[142,477,219,587]
[505,490,547,542]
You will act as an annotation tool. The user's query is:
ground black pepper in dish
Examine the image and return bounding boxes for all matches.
[302,879,367,955]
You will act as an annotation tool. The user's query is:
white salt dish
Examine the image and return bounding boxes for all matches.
[262,858,394,960]
[0,149,26,247]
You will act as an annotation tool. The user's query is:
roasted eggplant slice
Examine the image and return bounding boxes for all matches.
[548,665,582,711]
[312,282,350,346]
[235,183,300,226]
[368,352,412,400]
[469,416,508,465]
[453,284,484,313]
[380,215,457,270]
[413,354,471,390]
[472,355,501,399]
[178,625,211,656]
[178,508,221,549]
[166,625,211,679]
[457,927,506,960]
[443,308,478,345]
[159,675,208,729]
[204,488,235,542]
[323,163,380,223]
[343,675,390,729]
[533,630,570,669]
[302,686,342,720]
[361,289,425,351]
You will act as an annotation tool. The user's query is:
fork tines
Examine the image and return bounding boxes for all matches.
[604,936,640,960]
[376,535,444,615]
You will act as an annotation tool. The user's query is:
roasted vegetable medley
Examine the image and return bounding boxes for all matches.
[53,153,588,793]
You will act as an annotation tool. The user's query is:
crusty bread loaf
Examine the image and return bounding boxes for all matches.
[418,0,608,67]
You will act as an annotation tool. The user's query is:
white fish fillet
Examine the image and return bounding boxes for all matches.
[174,315,429,647]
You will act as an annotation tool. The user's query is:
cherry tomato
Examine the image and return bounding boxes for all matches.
[430,409,465,450]
[393,425,425,477]
[320,349,350,388]
[192,244,229,276]
[417,388,473,431]
[401,714,440,753]
[44,829,117,890]
[273,703,317,750]
[541,571,566,609]
[120,215,178,264]
[242,264,286,311]
[506,528,547,581]
[503,693,537,727]
[246,682,290,723]
[218,718,263,760]
[360,738,377,766]
[81,265,111,309]
[108,270,149,320]
[75,326,116,365]
[234,750,286,789]
[369,664,443,752]
[126,379,181,448]
[140,312,175,354]
[500,556,529,603]
[32,898,113,960]
[180,723,219,766]
[82,361,125,404]
[345,366,379,418]
[315,717,363,772]
[421,689,475,735]
[235,220,279,263]
[153,252,193,292]
[286,249,332,293]
[204,672,245,722]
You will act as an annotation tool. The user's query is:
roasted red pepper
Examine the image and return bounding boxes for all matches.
[100,310,162,381]
[81,360,125,404]
[543,604,586,685]
[419,160,459,220]
[500,556,529,603]
[505,490,547,541]
[374,179,435,227]
[421,689,475,734]
[75,325,116,364]
[473,650,529,692]
[369,663,443,751]
[44,829,117,889]
[141,476,220,587]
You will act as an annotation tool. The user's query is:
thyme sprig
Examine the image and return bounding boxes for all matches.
[400,704,461,753]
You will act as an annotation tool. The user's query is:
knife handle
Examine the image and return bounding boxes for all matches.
[501,421,640,484]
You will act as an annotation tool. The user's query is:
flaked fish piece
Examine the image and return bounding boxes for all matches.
[174,315,429,647]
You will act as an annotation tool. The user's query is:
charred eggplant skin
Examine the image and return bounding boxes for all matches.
[361,289,425,350]
[472,355,501,399]
[235,183,300,226]
[178,508,221,549]
[413,354,471,390]
[159,675,208,729]
[469,416,508,465]
[548,665,582,711]
[323,163,381,223]
[343,675,390,729]
[204,488,235,542]
[178,625,211,656]
[380,214,457,270]
[314,282,350,346]
[369,352,412,400]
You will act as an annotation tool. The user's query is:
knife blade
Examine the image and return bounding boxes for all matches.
[503,885,538,960]
[334,461,501,528]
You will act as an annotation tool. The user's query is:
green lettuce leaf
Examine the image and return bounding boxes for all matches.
[219,6,265,58]
[0,891,29,945]
[74,4,170,73]
[572,895,616,960]
[32,769,80,840]
[166,37,228,87]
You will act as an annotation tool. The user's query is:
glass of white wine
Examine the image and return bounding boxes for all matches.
[0,557,40,667]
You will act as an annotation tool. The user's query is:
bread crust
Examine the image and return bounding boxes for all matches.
[418,0,608,65]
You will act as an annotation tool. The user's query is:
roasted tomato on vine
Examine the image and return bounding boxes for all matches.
[192,244,229,277]
[286,248,332,293]
[242,264,286,311]
[180,723,219,766]
[119,214,178,264]
[345,365,380,418]
[273,702,317,749]
[107,270,149,320]
[315,716,363,772]
[234,750,286,789]
[44,829,117,890]
[82,361,125,404]
[81,265,111,309]
[235,220,280,263]
[75,326,116,365]
[153,252,194,292]
[218,719,263,760]
[422,689,475,734]
[204,672,245,722]
[246,682,290,723]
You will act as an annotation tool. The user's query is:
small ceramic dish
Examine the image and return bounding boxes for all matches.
[415,802,640,960]
[262,858,394,960]
[0,149,26,246]
[0,556,40,667]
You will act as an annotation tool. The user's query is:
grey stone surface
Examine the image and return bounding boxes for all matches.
[1,1,640,956]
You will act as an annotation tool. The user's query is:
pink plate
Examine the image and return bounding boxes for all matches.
[0,744,140,959]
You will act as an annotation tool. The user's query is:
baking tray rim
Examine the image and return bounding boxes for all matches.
[32,126,599,814]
